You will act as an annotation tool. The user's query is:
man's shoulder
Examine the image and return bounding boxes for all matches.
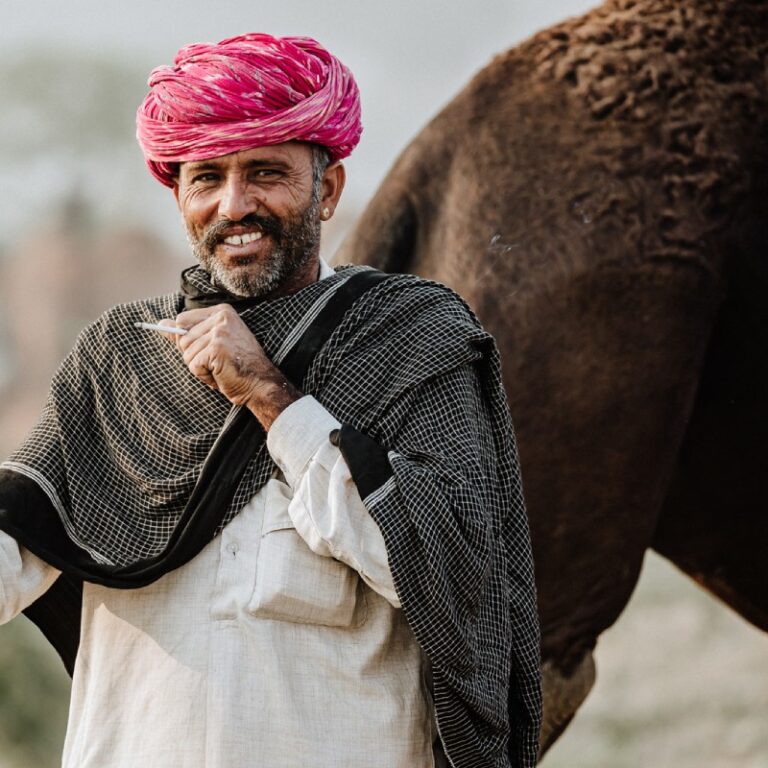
[96,293,179,327]
[338,266,480,328]
[74,293,182,351]
[330,267,494,375]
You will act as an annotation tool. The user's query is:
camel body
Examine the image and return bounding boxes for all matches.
[335,0,768,752]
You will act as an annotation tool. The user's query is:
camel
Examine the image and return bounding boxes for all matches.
[335,0,768,754]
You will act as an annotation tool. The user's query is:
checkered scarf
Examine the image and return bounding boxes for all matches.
[3,264,541,767]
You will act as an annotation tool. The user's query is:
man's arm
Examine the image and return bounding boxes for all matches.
[266,395,401,607]
[268,357,504,632]
[0,532,60,625]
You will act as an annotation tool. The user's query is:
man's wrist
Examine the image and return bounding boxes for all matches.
[246,376,303,431]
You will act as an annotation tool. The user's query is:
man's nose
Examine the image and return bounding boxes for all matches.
[218,178,257,222]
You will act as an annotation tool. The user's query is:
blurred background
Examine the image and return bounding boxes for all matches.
[0,1,766,766]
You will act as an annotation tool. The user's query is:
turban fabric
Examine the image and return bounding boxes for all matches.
[136,33,362,187]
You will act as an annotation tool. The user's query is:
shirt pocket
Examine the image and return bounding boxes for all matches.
[248,479,367,628]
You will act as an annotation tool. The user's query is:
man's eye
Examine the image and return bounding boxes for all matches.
[253,169,280,179]
[191,173,219,184]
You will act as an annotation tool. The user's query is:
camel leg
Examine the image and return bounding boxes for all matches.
[539,653,596,758]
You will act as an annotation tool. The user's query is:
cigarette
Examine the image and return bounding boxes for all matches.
[134,321,188,336]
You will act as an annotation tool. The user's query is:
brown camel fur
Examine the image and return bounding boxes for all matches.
[335,0,768,755]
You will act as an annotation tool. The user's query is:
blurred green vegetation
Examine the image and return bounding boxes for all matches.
[0,617,69,768]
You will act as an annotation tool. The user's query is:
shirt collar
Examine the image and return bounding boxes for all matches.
[319,258,335,280]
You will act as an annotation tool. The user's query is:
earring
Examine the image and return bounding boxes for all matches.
[322,207,331,220]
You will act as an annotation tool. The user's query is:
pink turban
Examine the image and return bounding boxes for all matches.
[136,33,362,187]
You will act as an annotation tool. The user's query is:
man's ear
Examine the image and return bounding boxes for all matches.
[320,162,346,218]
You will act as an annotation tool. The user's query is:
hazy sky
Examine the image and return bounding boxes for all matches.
[0,0,597,242]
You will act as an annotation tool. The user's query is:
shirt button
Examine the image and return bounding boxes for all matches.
[226,542,239,557]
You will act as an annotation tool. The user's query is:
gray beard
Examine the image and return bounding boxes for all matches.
[187,197,321,299]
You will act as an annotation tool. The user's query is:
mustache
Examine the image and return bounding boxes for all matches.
[200,213,284,251]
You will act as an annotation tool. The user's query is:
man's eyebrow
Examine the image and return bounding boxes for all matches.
[183,160,223,173]
[240,158,292,169]
[183,158,293,174]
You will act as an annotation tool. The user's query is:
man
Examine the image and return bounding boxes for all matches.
[0,34,541,768]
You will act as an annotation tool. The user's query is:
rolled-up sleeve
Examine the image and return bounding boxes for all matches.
[266,395,400,607]
[0,531,60,625]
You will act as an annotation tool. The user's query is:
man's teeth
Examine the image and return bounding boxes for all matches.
[223,231,263,246]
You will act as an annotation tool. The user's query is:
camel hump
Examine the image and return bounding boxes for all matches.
[339,0,768,288]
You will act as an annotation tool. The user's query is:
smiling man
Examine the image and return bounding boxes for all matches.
[178,143,339,300]
[0,34,541,768]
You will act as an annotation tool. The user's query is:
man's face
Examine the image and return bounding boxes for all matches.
[174,142,323,298]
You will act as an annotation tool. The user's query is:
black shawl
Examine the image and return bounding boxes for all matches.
[0,265,541,768]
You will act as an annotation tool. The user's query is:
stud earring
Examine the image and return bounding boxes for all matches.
[322,207,331,220]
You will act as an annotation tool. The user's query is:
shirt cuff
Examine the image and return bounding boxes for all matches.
[266,395,341,488]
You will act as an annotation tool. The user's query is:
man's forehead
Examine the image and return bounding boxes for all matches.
[180,142,314,173]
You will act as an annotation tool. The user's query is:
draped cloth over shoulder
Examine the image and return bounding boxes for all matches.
[0,266,541,767]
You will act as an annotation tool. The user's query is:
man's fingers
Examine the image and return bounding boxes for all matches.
[175,304,237,331]
[165,304,271,408]
[156,319,185,342]
[187,348,219,389]
[175,305,241,350]
[177,314,216,351]
[180,333,212,369]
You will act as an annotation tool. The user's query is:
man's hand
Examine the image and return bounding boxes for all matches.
[159,304,302,431]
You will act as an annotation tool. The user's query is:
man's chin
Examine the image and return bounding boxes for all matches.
[207,261,282,299]
[211,269,272,298]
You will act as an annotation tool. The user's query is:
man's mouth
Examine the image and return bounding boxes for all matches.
[222,231,263,246]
